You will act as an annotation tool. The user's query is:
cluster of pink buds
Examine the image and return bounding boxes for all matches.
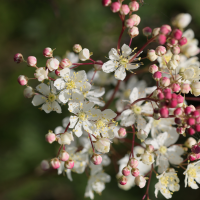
[174,105,200,136]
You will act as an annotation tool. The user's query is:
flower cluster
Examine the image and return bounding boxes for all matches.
[14,1,200,199]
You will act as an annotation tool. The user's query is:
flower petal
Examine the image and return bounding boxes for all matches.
[114,66,126,80]
[32,94,46,106]
[121,44,132,57]
[102,60,116,73]
[36,83,50,96]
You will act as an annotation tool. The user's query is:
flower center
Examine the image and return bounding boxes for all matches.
[66,80,76,89]
[159,146,167,154]
[132,105,142,115]
[188,168,197,178]
[161,55,172,66]
[78,112,87,121]
[96,119,105,129]
[181,67,195,80]
[153,119,160,127]
[160,176,169,187]
[48,93,56,102]
[123,89,131,98]
[119,58,129,66]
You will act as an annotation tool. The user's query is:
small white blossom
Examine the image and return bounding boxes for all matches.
[155,169,180,199]
[172,13,192,29]
[57,132,74,145]
[34,67,48,82]
[32,82,61,113]
[94,137,111,153]
[141,151,155,165]
[184,160,200,189]
[79,48,90,61]
[102,44,140,81]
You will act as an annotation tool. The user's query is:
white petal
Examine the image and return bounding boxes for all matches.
[102,60,116,73]
[121,44,132,57]
[167,151,183,165]
[142,102,153,114]
[121,113,136,127]
[60,68,70,77]
[102,109,117,120]
[126,64,140,70]
[59,90,71,103]
[71,90,84,102]
[167,145,184,156]
[157,155,169,174]
[32,94,46,106]
[68,102,80,114]
[145,138,159,150]
[136,115,147,131]
[74,121,83,137]
[163,128,179,147]
[88,87,105,97]
[66,169,73,181]
[129,87,138,103]
[108,48,120,60]
[76,81,91,92]
[54,78,66,90]
[69,116,79,128]
[42,102,53,113]
[114,66,126,80]
[74,70,87,82]
[36,83,50,96]
[52,101,62,113]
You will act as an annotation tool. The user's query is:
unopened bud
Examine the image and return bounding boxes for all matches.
[153,71,162,81]
[14,53,23,63]
[146,144,154,153]
[24,86,34,98]
[160,77,170,87]
[51,158,61,169]
[131,168,140,177]
[178,37,187,46]
[79,48,90,61]
[152,28,160,37]
[181,83,191,94]
[120,4,130,15]
[27,56,37,67]
[59,150,69,161]
[172,29,182,40]
[130,14,141,26]
[122,166,130,176]
[73,44,82,53]
[160,107,169,118]
[41,160,50,171]
[119,176,127,185]
[43,47,53,57]
[110,2,121,13]
[18,75,28,86]
[60,58,72,68]
[135,176,146,188]
[45,131,56,144]
[147,49,158,61]
[157,34,166,45]
[128,26,139,38]
[102,0,112,7]
[160,25,172,35]
[46,58,59,71]
[118,128,127,137]
[149,64,158,74]
[137,129,148,141]
[65,159,74,169]
[128,158,139,168]
[91,154,102,165]
[191,144,200,154]
[129,1,139,12]
[142,27,152,37]
[185,137,197,148]
[172,46,180,55]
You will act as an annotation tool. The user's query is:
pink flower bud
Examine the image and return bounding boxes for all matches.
[181,83,191,94]
[168,38,178,46]
[119,176,127,185]
[171,83,181,93]
[177,94,184,104]
[73,44,82,53]
[186,127,195,135]
[46,58,59,71]
[55,69,61,76]
[172,93,177,99]
[176,127,185,134]
[149,64,158,74]
[196,116,200,124]
[129,1,139,11]
[169,99,178,108]
[157,34,166,45]
[160,25,172,35]
[120,4,130,15]
[24,86,34,98]
[122,167,130,176]
[160,77,170,87]
[172,46,180,55]
[59,150,69,162]
[192,111,200,118]
[43,47,53,57]
[178,37,187,46]
[164,92,172,100]
[188,153,197,161]
[152,28,160,37]
[175,117,182,124]
[110,2,121,13]
[195,124,200,132]
[65,159,74,169]
[41,160,50,171]
[51,158,61,169]
[91,154,102,165]
[157,92,164,100]
[128,26,139,38]
[60,58,72,68]
[147,49,158,61]
[142,27,152,37]
[102,0,112,7]
[155,46,166,56]
[118,127,127,137]
[18,75,28,86]
[191,144,200,154]
[185,137,197,148]
[163,88,172,94]
[172,29,182,40]
[160,107,169,118]
[185,106,192,115]
[125,18,135,28]
[153,71,162,81]
[128,158,139,168]
[27,56,37,67]
[130,14,141,26]
[14,53,23,63]
[187,118,195,126]
[131,168,140,177]
[146,144,154,153]
[174,107,183,117]
[45,131,56,144]
[189,105,196,112]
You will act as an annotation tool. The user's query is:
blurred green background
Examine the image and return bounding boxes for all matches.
[1,0,200,199]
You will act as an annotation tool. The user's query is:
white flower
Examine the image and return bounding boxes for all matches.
[141,151,155,165]
[79,48,90,61]
[135,176,146,188]
[172,13,192,29]
[34,67,48,81]
[65,51,79,64]
[120,87,153,129]
[102,44,140,80]
[157,50,173,69]
[181,29,200,57]
[145,131,184,173]
[57,132,74,145]
[184,160,200,189]
[191,81,200,96]
[94,137,111,153]
[155,169,180,199]
[32,82,61,113]
[46,58,59,71]
[68,101,99,137]
[54,68,91,103]
[117,147,151,191]
[72,86,105,107]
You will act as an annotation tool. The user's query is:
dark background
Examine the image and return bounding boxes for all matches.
[0,0,200,199]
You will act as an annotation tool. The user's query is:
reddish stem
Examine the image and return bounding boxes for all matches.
[129,38,132,47]
[90,70,97,84]
[64,122,70,132]
[131,125,136,157]
[129,36,156,63]
[185,97,200,101]
[117,15,125,54]
[49,77,55,81]
[56,145,63,157]
[102,80,121,110]
[88,133,95,153]
[130,97,158,106]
